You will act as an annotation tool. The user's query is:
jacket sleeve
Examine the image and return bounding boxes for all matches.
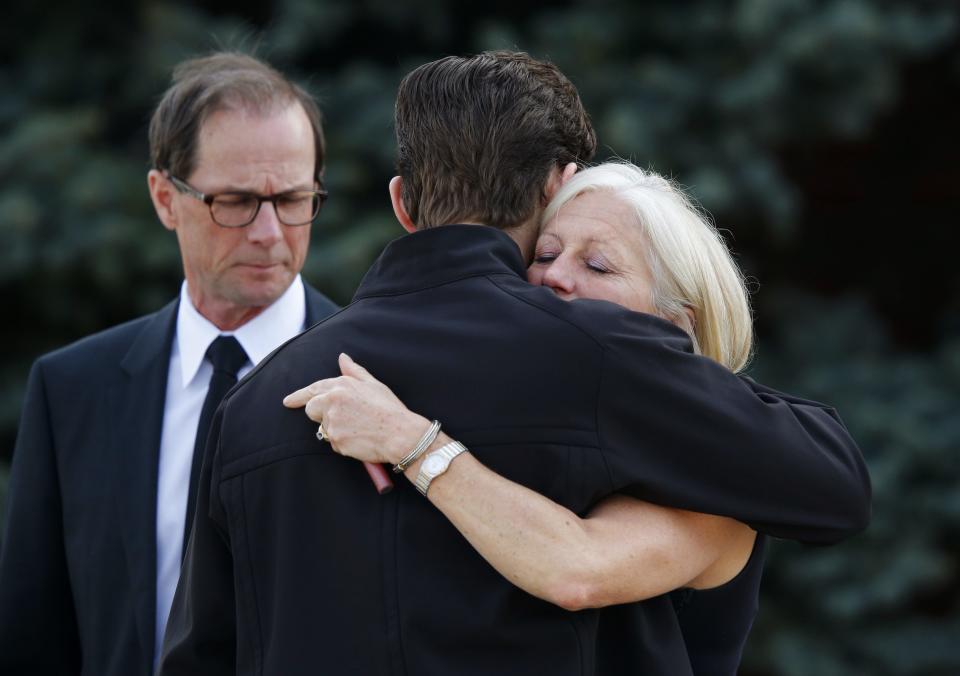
[595,311,871,545]
[0,361,82,674]
[157,405,237,676]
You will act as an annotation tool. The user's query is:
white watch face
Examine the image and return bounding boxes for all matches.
[423,454,448,475]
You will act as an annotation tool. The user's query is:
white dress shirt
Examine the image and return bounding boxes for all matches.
[154,275,307,667]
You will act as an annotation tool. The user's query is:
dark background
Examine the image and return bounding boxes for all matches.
[2,1,958,673]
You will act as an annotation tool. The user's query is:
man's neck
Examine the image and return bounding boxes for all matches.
[500,219,539,265]
[189,293,266,332]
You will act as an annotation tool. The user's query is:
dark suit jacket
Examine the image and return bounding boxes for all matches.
[0,284,337,676]
[160,226,870,676]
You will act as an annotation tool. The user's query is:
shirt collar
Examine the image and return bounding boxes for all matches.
[176,274,307,389]
[353,225,528,301]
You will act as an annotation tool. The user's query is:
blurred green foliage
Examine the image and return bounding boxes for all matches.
[1,1,957,674]
[747,292,960,675]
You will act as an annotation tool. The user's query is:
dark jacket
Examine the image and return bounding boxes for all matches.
[160,226,870,676]
[0,285,337,676]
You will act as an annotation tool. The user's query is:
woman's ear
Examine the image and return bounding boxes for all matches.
[674,305,697,337]
[389,176,417,233]
[664,303,697,335]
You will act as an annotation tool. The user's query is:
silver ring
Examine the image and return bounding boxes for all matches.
[316,422,327,442]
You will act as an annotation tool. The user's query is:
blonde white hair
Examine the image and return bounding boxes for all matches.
[542,162,753,372]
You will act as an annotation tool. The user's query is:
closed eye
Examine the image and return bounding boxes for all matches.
[533,251,559,265]
[276,192,314,205]
[214,193,255,206]
[586,258,611,274]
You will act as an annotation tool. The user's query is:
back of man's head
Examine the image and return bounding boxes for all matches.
[149,51,326,183]
[395,51,596,230]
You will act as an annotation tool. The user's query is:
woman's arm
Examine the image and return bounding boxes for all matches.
[284,354,755,610]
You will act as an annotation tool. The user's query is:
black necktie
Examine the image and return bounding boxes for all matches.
[183,335,248,557]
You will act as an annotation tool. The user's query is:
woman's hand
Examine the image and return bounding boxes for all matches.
[283,353,431,466]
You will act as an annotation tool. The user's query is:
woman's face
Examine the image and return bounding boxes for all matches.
[528,191,658,315]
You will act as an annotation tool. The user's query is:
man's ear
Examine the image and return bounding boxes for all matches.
[542,162,579,205]
[389,176,417,233]
[148,169,178,232]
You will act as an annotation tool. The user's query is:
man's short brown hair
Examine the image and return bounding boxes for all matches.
[149,52,325,183]
[395,51,596,229]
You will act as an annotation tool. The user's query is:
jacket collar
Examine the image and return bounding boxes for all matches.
[353,225,528,300]
[120,299,179,376]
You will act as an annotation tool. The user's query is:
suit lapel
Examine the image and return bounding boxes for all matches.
[111,299,178,671]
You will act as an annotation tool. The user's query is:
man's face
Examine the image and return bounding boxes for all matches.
[157,102,316,324]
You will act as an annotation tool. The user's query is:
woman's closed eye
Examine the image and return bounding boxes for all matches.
[585,257,612,274]
[533,250,560,265]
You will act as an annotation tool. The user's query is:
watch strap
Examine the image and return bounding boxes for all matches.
[414,441,467,496]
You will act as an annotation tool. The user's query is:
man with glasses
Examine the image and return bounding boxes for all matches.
[0,52,338,676]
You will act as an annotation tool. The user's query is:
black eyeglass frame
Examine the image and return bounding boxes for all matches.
[166,174,328,227]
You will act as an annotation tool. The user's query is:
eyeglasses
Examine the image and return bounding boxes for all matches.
[167,174,327,228]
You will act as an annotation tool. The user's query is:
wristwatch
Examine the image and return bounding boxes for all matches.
[414,441,467,496]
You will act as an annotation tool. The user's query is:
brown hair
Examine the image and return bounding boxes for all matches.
[149,52,325,183]
[395,51,596,229]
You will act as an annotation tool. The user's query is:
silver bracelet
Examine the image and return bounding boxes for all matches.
[392,419,441,473]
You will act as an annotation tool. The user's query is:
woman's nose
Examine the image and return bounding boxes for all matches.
[541,258,575,297]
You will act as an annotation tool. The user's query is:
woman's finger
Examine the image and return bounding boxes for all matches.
[303,393,331,423]
[339,353,377,383]
[283,378,337,408]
